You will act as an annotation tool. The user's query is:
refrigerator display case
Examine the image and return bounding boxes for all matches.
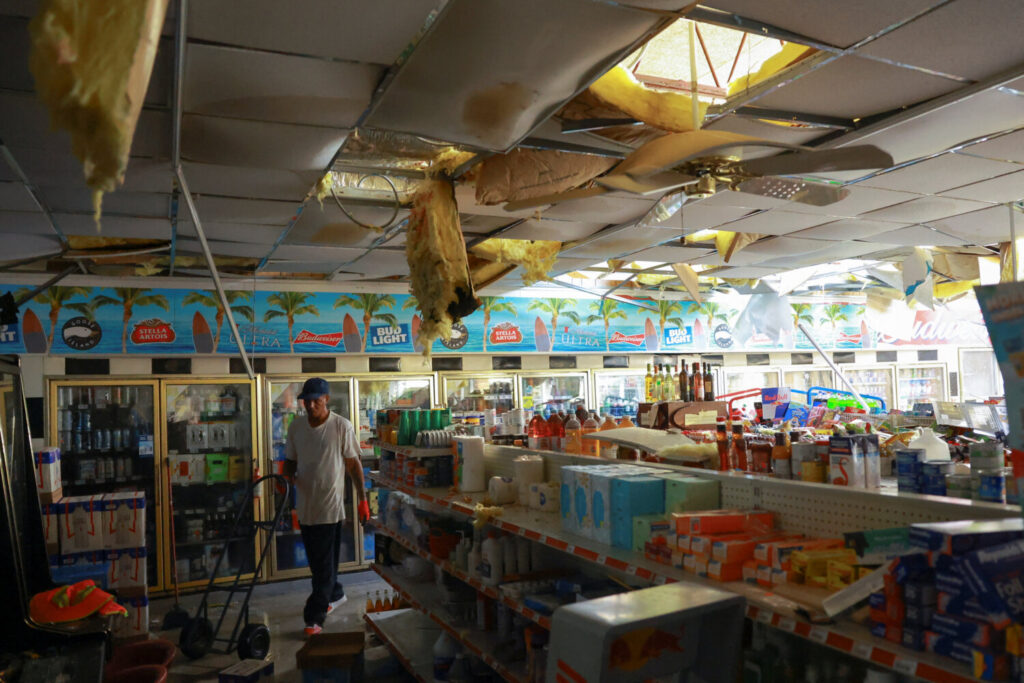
[840,366,895,411]
[721,368,780,415]
[591,370,646,419]
[898,364,947,411]
[782,367,834,394]
[518,372,589,415]
[264,376,360,579]
[49,379,161,588]
[440,373,516,420]
[163,378,258,589]
[354,375,435,457]
[960,347,1004,400]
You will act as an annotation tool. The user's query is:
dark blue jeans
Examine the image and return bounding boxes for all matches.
[300,522,346,626]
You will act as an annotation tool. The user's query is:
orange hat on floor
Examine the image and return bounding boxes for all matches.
[30,579,127,624]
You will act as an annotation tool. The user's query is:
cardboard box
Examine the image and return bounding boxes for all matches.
[559,466,580,534]
[657,474,720,513]
[829,436,865,487]
[296,631,365,683]
[632,515,672,553]
[53,550,108,587]
[220,659,275,683]
[676,510,773,536]
[171,452,200,485]
[588,466,628,546]
[41,501,61,553]
[707,559,744,582]
[742,561,758,583]
[112,595,149,640]
[105,491,145,549]
[931,612,1004,649]
[844,527,915,565]
[34,448,62,494]
[910,519,1024,555]
[39,487,63,505]
[610,475,665,550]
[636,401,728,429]
[107,547,146,590]
[692,532,747,558]
[60,495,105,551]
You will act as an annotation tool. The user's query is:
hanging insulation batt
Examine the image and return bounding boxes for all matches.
[588,66,708,133]
[474,149,615,206]
[29,0,170,223]
[469,239,561,286]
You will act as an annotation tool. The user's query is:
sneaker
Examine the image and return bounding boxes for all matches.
[304,623,323,637]
[326,595,348,616]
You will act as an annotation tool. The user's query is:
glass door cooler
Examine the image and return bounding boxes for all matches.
[354,375,435,457]
[517,372,589,416]
[439,373,516,422]
[897,363,947,411]
[264,376,360,580]
[721,368,780,415]
[163,378,258,590]
[591,370,645,419]
[959,348,1003,401]
[49,379,161,589]
[837,366,895,412]
[782,367,834,394]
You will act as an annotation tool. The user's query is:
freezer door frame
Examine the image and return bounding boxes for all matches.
[438,372,519,413]
[957,346,1004,401]
[897,362,949,411]
[515,371,590,412]
[824,364,896,411]
[589,368,647,412]
[778,366,836,397]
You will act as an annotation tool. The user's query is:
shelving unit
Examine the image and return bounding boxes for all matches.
[378,443,453,458]
[373,563,530,683]
[371,466,1007,683]
[364,609,438,683]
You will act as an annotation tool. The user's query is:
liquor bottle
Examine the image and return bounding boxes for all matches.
[678,362,690,403]
[691,362,703,402]
[662,365,674,401]
[704,363,715,401]
[731,424,747,471]
[715,420,729,471]
[653,365,663,402]
[644,364,655,402]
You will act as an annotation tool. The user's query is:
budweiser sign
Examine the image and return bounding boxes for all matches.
[489,322,523,345]
[876,310,987,346]
[293,330,344,347]
[609,331,645,346]
[130,319,175,344]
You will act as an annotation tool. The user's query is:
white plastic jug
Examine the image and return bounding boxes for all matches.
[908,427,950,461]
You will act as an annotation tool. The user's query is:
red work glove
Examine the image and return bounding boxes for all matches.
[358,499,371,523]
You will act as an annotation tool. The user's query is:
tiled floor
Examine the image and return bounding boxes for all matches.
[149,570,406,682]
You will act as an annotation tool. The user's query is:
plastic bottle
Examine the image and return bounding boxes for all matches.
[582,413,600,458]
[467,536,482,581]
[433,633,457,681]
[527,413,549,451]
[502,534,518,577]
[546,411,565,452]
[516,536,531,574]
[644,364,654,402]
[366,593,375,614]
[575,404,589,423]
[771,431,791,479]
[481,532,501,586]
[909,427,950,461]
[564,414,582,455]
[599,415,618,459]
[731,424,747,471]
[715,420,729,471]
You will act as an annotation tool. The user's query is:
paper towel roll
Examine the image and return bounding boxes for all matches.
[454,435,486,492]
[488,476,517,504]
[514,455,545,504]
[529,482,560,512]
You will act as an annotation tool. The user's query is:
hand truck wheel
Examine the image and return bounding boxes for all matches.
[237,623,271,660]
[180,616,214,659]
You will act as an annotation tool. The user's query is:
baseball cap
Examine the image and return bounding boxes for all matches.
[297,377,330,400]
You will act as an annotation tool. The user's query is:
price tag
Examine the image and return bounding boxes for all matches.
[809,627,828,643]
[566,544,575,554]
[894,659,917,676]
[852,642,873,659]
[654,575,668,585]
[778,617,796,632]
[596,555,607,565]
[756,610,772,624]
[626,565,638,576]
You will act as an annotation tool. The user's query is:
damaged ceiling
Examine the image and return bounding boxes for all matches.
[0,0,1022,299]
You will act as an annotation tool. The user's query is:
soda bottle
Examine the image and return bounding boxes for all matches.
[527,413,549,451]
[582,413,600,458]
[374,590,384,612]
[731,424,747,471]
[715,420,729,471]
[599,414,618,459]
[564,414,582,454]
[546,410,564,452]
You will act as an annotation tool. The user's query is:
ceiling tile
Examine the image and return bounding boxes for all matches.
[0,15,32,92]
[699,0,938,48]
[0,233,63,260]
[789,219,911,240]
[176,238,269,259]
[858,152,1021,193]
[753,55,961,119]
[54,214,171,240]
[783,186,923,218]
[189,196,299,225]
[261,261,339,275]
[696,189,793,211]
[716,209,835,236]
[941,170,1024,203]
[37,187,171,219]
[708,265,785,279]
[187,0,440,65]
[928,205,1020,244]
[757,240,899,267]
[499,219,607,242]
[686,248,766,268]
[675,203,758,231]
[627,245,716,262]
[453,184,537,219]
[863,196,994,223]
[960,129,1024,164]
[561,225,686,260]
[704,115,827,146]
[287,205,411,247]
[181,115,349,170]
[541,194,655,224]
[738,236,835,258]
[2,149,173,194]
[334,249,409,276]
[459,215,519,233]
[855,0,1024,81]
[184,44,382,127]
[272,244,375,262]
[0,210,54,235]
[181,163,320,203]
[177,221,291,245]
[870,225,970,247]
[0,181,36,212]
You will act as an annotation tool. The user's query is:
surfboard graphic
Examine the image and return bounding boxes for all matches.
[343,314,361,352]
[22,309,47,353]
[644,317,658,351]
[192,312,214,353]
[860,321,870,349]
[693,318,705,350]
[534,316,551,352]
[411,315,424,353]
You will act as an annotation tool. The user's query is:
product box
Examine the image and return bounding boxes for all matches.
[677,510,774,536]
[60,495,106,552]
[707,559,744,582]
[890,552,932,584]
[107,547,146,590]
[604,472,662,550]
[53,550,108,588]
[742,560,758,583]
[789,548,858,583]
[104,491,145,549]
[902,625,925,651]
[572,466,597,538]
[632,516,673,553]
[713,534,789,564]
[691,532,748,558]
[869,592,886,610]
[961,538,1024,628]
[34,448,61,495]
[112,595,149,640]
[905,603,935,628]
[903,579,937,606]
[755,565,772,588]
[931,612,1004,649]
[206,453,230,483]
[844,527,916,565]
[559,466,579,534]
[676,532,692,553]
[757,537,843,571]
[655,473,720,513]
[219,659,275,683]
[228,454,248,483]
[41,501,61,554]
[171,452,197,485]
[937,591,993,623]
[588,467,629,546]
[858,434,881,489]
[829,436,865,487]
[910,519,1024,555]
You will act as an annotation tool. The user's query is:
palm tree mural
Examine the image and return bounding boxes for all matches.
[586,299,628,351]
[334,293,398,352]
[402,296,419,311]
[93,288,169,353]
[820,303,849,329]
[480,297,518,352]
[791,303,814,328]
[687,301,729,332]
[65,299,102,322]
[264,292,319,353]
[654,299,686,340]
[527,298,580,338]
[15,285,91,350]
[182,290,254,348]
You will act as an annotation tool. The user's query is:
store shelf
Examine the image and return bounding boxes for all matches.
[378,443,453,458]
[372,521,552,629]
[373,563,529,683]
[364,609,437,683]
[371,473,987,683]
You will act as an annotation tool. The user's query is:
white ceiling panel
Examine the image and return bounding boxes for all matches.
[453,184,537,220]
[181,115,348,170]
[184,44,382,127]
[261,261,339,274]
[789,218,911,241]
[716,209,835,236]
[0,210,54,235]
[863,196,994,223]
[561,226,687,260]
[0,233,63,260]
[674,203,758,231]
[37,187,170,219]
[335,249,409,276]
[696,190,795,211]
[181,163,320,203]
[55,214,171,240]
[541,194,655,224]
[552,257,601,274]
[0,181,36,212]
[928,205,1020,244]
[782,186,923,218]
[855,0,1024,81]
[176,221,289,245]
[708,265,785,279]
[460,215,517,233]
[700,0,938,48]
[187,0,439,65]
[287,204,411,246]
[188,196,299,225]
[271,244,372,262]
[858,153,1021,194]
[176,238,270,259]
[0,15,32,92]
[3,150,173,194]
[960,129,1024,164]
[686,247,767,268]
[844,88,1024,164]
[738,236,836,258]
[757,240,898,267]
[753,56,961,119]
[703,115,827,146]
[941,170,1024,204]
[499,219,607,242]
[870,225,971,247]
[627,245,717,263]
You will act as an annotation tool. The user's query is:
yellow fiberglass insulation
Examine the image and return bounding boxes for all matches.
[406,179,481,355]
[29,0,169,224]
[727,43,816,96]
[589,66,708,133]
[469,238,561,286]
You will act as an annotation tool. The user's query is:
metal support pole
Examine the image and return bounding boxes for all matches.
[175,165,254,379]
[797,322,871,411]
[689,21,700,131]
[1010,202,1018,281]
[13,265,79,307]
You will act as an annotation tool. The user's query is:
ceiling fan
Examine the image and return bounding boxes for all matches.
[503,130,894,211]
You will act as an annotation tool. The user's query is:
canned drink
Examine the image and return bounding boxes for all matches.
[945,473,972,499]
[115,456,126,480]
[72,431,83,454]
[81,411,91,432]
[896,459,922,477]
[122,456,133,479]
[975,469,1006,503]
[112,428,123,452]
[897,475,922,493]
[922,473,947,496]
[921,461,955,477]
[121,427,131,449]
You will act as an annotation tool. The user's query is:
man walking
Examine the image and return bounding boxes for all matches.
[283,378,370,636]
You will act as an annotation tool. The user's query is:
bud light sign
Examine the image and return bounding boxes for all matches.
[371,323,410,347]
[665,326,692,346]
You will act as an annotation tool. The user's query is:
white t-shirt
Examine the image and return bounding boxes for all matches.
[285,412,360,525]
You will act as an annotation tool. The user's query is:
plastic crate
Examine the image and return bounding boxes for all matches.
[206,454,229,483]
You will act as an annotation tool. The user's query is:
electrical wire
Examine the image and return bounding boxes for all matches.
[330,173,401,231]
